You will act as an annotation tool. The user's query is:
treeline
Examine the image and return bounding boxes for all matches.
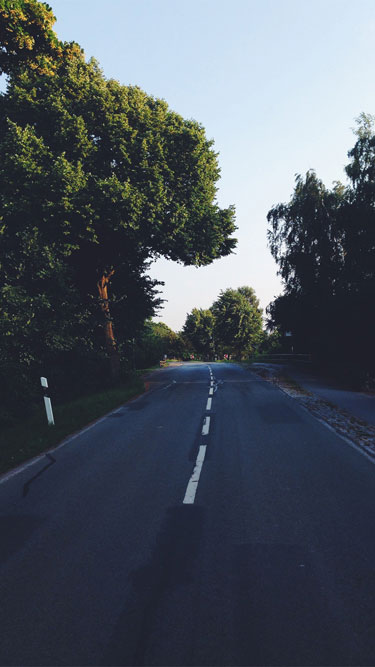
[135,286,270,365]
[267,113,375,387]
[135,285,276,365]
[134,321,185,369]
[182,286,271,360]
[0,0,236,426]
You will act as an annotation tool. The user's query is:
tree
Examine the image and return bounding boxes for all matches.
[267,116,375,382]
[258,329,282,355]
[267,171,345,300]
[212,287,263,359]
[343,113,375,287]
[340,113,375,378]
[0,0,237,378]
[182,308,215,358]
[267,171,347,353]
[0,0,63,76]
[135,320,183,368]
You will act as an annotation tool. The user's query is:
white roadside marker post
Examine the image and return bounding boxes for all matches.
[40,377,55,426]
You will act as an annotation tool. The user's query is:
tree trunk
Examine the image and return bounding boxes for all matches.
[97,271,121,380]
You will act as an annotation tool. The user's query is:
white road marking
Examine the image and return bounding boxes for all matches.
[210,381,214,387]
[162,380,177,390]
[209,387,214,396]
[202,416,211,436]
[298,404,375,466]
[183,445,207,504]
[0,454,48,485]
[206,397,212,411]
[275,386,375,467]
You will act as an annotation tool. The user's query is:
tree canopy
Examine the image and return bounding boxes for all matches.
[182,308,215,358]
[0,0,63,75]
[182,286,263,360]
[212,287,263,359]
[0,0,237,383]
[135,320,185,368]
[267,115,375,385]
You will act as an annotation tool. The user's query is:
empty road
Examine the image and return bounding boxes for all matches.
[1,362,375,666]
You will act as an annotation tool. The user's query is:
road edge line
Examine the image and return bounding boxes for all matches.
[272,381,375,467]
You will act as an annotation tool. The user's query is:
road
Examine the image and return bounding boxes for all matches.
[254,361,375,425]
[1,362,375,666]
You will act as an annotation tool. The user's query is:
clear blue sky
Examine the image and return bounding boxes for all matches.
[21,1,375,329]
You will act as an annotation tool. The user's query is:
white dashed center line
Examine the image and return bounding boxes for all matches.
[183,445,207,504]
[202,416,211,436]
[182,365,214,505]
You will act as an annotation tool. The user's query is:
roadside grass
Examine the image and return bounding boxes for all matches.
[221,358,263,366]
[136,358,181,373]
[0,374,144,476]
[136,364,161,373]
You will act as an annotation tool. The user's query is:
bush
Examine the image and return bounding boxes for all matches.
[0,363,40,427]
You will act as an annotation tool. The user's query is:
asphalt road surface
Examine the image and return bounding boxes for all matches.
[1,362,375,666]
[255,362,375,425]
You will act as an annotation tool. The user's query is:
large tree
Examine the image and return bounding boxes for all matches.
[212,286,263,359]
[267,171,345,301]
[267,170,346,353]
[267,116,375,381]
[0,0,237,377]
[343,113,375,287]
[182,308,215,358]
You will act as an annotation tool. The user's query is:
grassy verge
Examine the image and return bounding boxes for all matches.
[138,359,182,373]
[137,364,163,373]
[0,374,144,476]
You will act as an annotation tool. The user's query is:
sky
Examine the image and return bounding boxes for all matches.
[17,0,375,329]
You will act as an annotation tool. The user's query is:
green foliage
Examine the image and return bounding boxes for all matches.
[212,286,263,359]
[267,115,375,382]
[182,287,263,360]
[182,308,215,358]
[1,49,236,277]
[267,170,346,298]
[0,373,144,474]
[0,0,63,75]
[344,113,375,285]
[135,320,185,368]
[0,0,237,410]
[0,361,38,426]
[258,330,282,355]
